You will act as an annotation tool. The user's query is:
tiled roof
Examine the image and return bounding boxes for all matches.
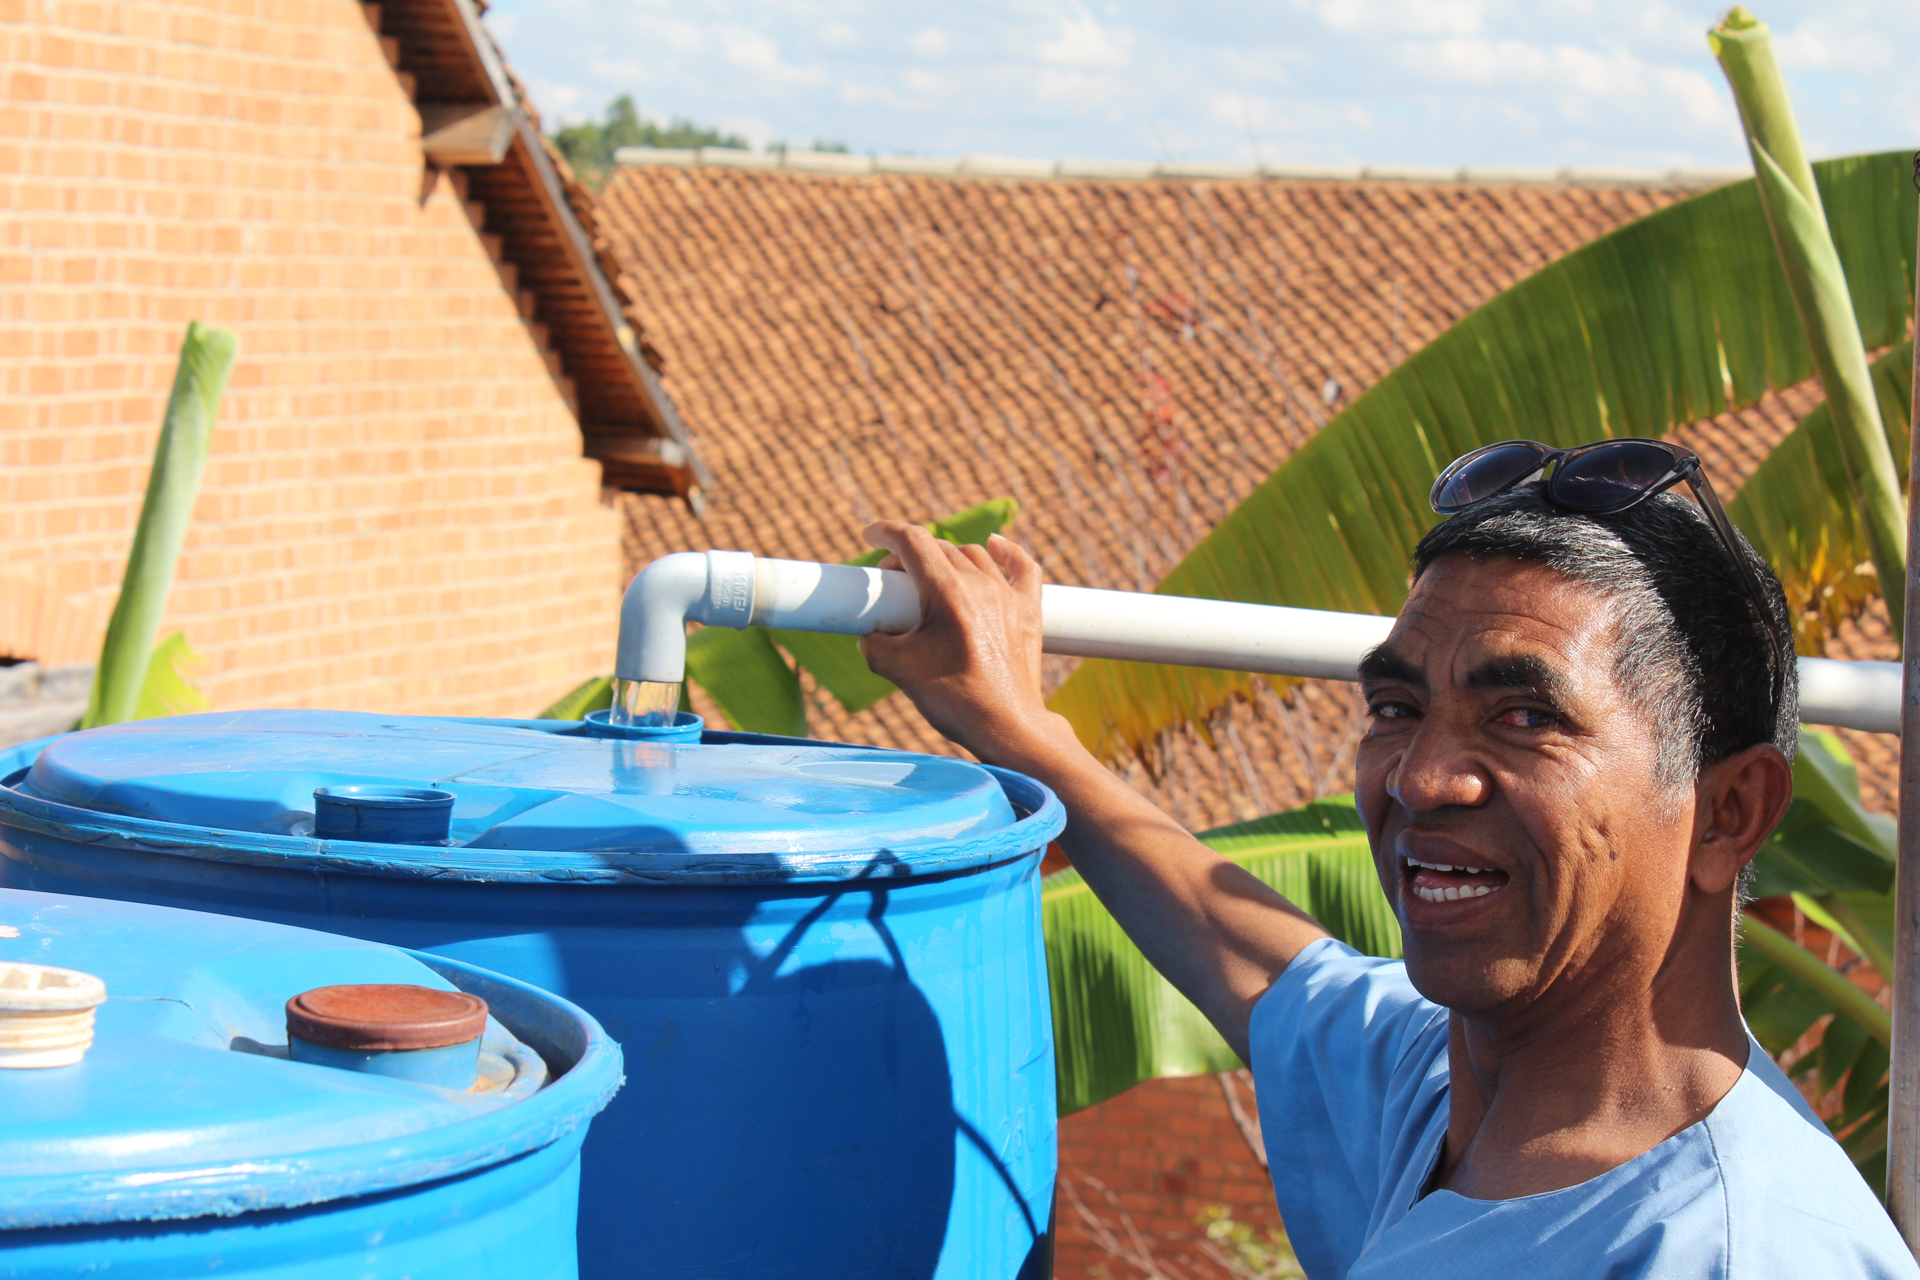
[596,164,1900,827]
[365,0,709,503]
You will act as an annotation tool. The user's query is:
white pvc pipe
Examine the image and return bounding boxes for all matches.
[1798,654,1902,734]
[1037,585,1392,681]
[615,551,1901,734]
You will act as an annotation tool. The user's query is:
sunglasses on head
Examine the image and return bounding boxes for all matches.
[1429,437,1784,697]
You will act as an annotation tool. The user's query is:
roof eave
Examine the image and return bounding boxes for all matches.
[395,0,710,507]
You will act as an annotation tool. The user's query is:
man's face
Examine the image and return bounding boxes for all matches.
[1355,554,1694,1021]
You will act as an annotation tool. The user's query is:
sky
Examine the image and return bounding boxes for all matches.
[482,0,1919,171]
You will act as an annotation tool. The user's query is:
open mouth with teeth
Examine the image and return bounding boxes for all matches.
[1403,856,1510,905]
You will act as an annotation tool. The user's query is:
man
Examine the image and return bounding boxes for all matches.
[857,438,1915,1278]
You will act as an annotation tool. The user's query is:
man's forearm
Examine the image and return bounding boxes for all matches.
[847,522,1330,1059]
[993,715,1330,1061]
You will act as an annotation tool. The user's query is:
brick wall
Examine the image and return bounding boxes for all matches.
[1055,1074,1285,1278]
[0,0,622,717]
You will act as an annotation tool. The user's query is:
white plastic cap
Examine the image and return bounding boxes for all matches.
[0,963,107,1068]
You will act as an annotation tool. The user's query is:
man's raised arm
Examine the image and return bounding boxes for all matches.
[857,520,1329,1061]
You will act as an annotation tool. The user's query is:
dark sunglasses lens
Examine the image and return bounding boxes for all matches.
[1551,442,1677,512]
[1433,444,1546,512]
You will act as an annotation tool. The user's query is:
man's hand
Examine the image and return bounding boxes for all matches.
[858,522,1076,769]
[855,519,1327,1063]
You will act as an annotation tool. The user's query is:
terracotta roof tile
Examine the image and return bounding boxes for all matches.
[597,167,1899,828]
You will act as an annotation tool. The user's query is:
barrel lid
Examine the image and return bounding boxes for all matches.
[0,887,620,1229]
[11,710,1019,866]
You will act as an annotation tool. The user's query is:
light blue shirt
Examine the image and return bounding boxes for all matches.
[1249,938,1917,1279]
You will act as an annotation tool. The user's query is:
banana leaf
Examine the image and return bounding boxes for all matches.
[1049,153,1917,763]
[132,632,208,720]
[685,624,807,738]
[1713,15,1907,635]
[1725,342,1912,651]
[536,675,615,721]
[82,322,236,729]
[1749,730,1896,899]
[1045,795,1397,1114]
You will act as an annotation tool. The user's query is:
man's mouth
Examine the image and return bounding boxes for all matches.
[1402,856,1510,904]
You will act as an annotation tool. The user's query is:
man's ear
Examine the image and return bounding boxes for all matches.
[1691,742,1794,894]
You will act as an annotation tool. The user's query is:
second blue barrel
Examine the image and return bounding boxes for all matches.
[0,710,1066,1279]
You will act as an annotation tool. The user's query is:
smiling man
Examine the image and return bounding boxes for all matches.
[858,445,1916,1277]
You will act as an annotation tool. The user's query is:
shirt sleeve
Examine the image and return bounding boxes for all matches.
[1248,937,1450,1280]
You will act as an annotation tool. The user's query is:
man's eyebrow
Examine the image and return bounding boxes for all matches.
[1466,654,1567,700]
[1357,646,1422,687]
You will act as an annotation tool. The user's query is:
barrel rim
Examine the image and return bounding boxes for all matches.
[0,947,623,1229]
[0,731,1067,886]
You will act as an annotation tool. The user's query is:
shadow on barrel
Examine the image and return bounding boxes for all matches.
[540,850,1048,1278]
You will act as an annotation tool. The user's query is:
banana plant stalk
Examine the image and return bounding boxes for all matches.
[1711,8,1908,639]
[80,322,237,728]
[1888,151,1920,1252]
[1739,914,1891,1046]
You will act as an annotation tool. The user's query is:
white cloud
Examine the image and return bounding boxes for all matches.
[1038,9,1133,70]
[908,28,950,58]
[820,22,862,51]
[1314,0,1486,38]
[720,28,827,85]
[660,21,706,52]
[1411,37,1734,132]
[1210,91,1373,143]
[1774,12,1896,73]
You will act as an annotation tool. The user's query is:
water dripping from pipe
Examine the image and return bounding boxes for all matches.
[609,678,683,728]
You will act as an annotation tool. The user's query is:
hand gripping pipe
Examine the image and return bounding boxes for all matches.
[616,550,1903,735]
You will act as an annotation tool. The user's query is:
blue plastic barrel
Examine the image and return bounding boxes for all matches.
[0,710,1067,1279]
[0,885,621,1278]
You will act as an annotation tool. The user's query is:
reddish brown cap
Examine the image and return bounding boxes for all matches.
[285,984,487,1051]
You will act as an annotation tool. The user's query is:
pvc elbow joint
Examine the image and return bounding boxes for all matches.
[615,552,921,685]
[614,551,726,685]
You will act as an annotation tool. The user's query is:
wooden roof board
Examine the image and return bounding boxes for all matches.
[366,0,708,501]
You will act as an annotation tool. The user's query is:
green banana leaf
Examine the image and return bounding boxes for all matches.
[536,675,615,721]
[1712,15,1908,635]
[82,322,236,729]
[1048,152,1917,763]
[133,632,208,720]
[1724,341,1911,651]
[1045,795,1398,1115]
[1749,141,1906,629]
[1749,730,1896,899]
[686,625,807,738]
[687,498,1019,733]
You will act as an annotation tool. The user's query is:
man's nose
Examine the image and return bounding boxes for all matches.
[1386,722,1490,812]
